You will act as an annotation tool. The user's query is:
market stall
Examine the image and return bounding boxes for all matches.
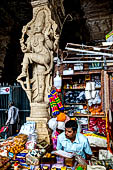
[0,110,113,169]
[0,127,113,170]
[0,42,113,169]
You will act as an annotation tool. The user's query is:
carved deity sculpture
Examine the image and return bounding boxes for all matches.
[17,6,59,103]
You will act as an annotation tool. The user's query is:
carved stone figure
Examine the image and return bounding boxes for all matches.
[17,5,59,143]
[17,6,59,103]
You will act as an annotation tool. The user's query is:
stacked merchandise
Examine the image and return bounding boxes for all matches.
[84,133,107,148]
[0,155,11,170]
[7,134,28,159]
[0,123,51,168]
[89,117,106,136]
[0,134,50,169]
[76,118,88,133]
[88,150,113,170]
[0,133,111,169]
[0,138,14,157]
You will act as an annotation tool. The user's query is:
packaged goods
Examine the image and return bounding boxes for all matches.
[61,166,67,170]
[88,118,106,136]
[25,140,37,150]
[30,165,40,170]
[15,158,26,163]
[0,149,8,157]
[14,134,28,143]
[42,165,49,170]
[15,152,27,163]
[40,164,51,170]
[20,149,29,153]
[6,134,28,157]
[16,152,28,158]
[8,152,14,158]
[0,161,11,170]
[56,156,64,164]
[26,153,40,165]
[19,163,30,169]
[84,133,107,147]
[51,163,64,169]
[87,165,106,170]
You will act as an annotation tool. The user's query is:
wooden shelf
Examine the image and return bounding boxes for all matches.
[64,111,105,117]
[95,87,101,89]
[64,103,86,105]
[62,70,101,78]
[64,88,85,90]
[62,70,106,135]
[74,114,105,117]
[69,114,105,117]
[63,87,101,90]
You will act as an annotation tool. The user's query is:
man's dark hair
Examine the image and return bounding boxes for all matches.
[65,120,78,132]
[9,101,14,107]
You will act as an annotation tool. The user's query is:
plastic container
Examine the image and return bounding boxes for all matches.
[54,71,62,92]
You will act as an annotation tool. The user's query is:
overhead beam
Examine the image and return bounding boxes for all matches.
[65,47,113,57]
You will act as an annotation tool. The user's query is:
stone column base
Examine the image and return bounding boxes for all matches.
[26,117,51,144]
[30,103,49,118]
[27,103,51,144]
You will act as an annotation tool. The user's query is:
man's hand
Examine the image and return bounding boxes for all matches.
[86,154,92,160]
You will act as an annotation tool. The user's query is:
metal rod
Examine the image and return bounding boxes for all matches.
[63,57,102,59]
[65,47,113,57]
[62,60,113,64]
[73,53,103,56]
[66,43,113,51]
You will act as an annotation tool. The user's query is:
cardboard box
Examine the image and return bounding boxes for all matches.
[40,156,56,164]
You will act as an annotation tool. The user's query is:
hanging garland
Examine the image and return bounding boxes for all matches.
[48,90,64,116]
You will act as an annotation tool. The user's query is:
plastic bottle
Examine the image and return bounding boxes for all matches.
[14,162,19,170]
[54,71,62,92]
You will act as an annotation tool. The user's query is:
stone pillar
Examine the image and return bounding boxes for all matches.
[17,0,59,143]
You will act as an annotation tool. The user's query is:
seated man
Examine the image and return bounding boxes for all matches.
[57,120,92,160]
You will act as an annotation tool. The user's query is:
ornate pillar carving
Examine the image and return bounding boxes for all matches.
[17,0,59,143]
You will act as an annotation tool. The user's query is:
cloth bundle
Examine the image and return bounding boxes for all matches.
[48,90,64,116]
[0,126,8,133]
